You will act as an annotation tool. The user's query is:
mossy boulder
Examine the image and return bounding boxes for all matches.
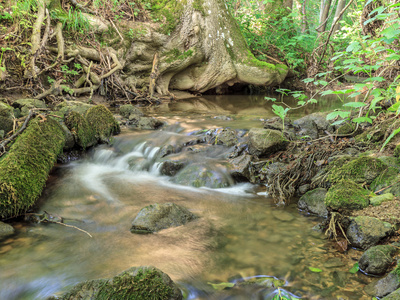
[85,105,120,143]
[298,188,328,217]
[13,99,47,116]
[131,203,197,234]
[0,117,65,219]
[325,180,370,211]
[212,128,238,147]
[382,288,400,300]
[328,156,387,185]
[346,216,394,250]
[247,128,289,157]
[359,245,397,275]
[172,163,234,188]
[64,111,96,149]
[371,168,399,192]
[50,266,182,300]
[55,100,93,116]
[293,112,333,139]
[0,101,14,133]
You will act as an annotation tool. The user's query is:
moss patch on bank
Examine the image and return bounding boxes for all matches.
[0,117,65,219]
[65,111,96,149]
[325,180,371,211]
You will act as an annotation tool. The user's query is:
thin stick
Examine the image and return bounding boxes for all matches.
[52,221,93,238]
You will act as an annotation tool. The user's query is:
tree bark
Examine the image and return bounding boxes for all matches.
[331,0,346,32]
[317,0,332,33]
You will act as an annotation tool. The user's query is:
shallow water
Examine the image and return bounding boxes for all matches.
[0,95,373,299]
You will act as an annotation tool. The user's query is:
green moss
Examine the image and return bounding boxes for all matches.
[164,48,194,63]
[150,0,187,34]
[328,156,387,185]
[337,122,357,135]
[64,111,96,149]
[0,117,65,219]
[85,105,120,144]
[325,180,370,211]
[0,102,13,133]
[192,0,206,15]
[370,168,399,192]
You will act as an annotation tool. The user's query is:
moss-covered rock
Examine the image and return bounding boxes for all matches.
[247,128,289,157]
[85,105,120,143]
[0,117,65,219]
[52,266,183,300]
[13,99,47,116]
[365,272,400,298]
[55,100,94,116]
[328,156,387,185]
[371,168,399,192]
[298,188,328,217]
[370,193,395,207]
[346,216,394,250]
[0,101,14,133]
[131,203,197,234]
[0,221,15,237]
[64,111,96,149]
[325,180,370,211]
[359,245,397,275]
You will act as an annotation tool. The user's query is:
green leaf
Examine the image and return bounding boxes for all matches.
[326,111,351,120]
[352,117,372,124]
[381,127,400,152]
[388,101,400,113]
[343,102,367,108]
[331,119,347,126]
[208,282,235,290]
[265,96,276,102]
[297,101,306,106]
[309,267,323,273]
[349,262,359,274]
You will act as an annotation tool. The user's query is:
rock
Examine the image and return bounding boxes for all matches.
[346,216,394,250]
[252,161,288,183]
[65,111,97,149]
[236,276,285,288]
[328,156,387,185]
[247,128,289,157]
[370,193,395,207]
[55,100,93,115]
[0,221,15,237]
[272,210,294,222]
[60,123,75,150]
[365,272,400,298]
[49,266,182,300]
[137,117,164,130]
[131,203,197,234]
[298,188,328,217]
[85,105,120,143]
[331,271,347,287]
[173,163,234,188]
[0,101,14,133]
[371,168,399,192]
[298,184,311,195]
[228,154,252,181]
[213,128,238,147]
[119,104,144,118]
[382,288,400,300]
[13,99,46,116]
[359,245,397,275]
[263,116,294,131]
[293,112,333,139]
[324,257,345,268]
[160,160,186,176]
[325,180,370,211]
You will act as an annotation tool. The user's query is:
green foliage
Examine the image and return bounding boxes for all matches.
[308,267,323,273]
[51,8,92,33]
[349,262,359,274]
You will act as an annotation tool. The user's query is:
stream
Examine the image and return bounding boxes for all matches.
[0,95,373,300]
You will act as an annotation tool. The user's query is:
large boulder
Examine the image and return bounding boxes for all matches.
[64,111,96,149]
[359,245,397,275]
[131,203,197,234]
[247,128,289,157]
[298,188,328,217]
[346,216,394,250]
[160,160,186,176]
[49,266,182,300]
[55,100,93,115]
[325,180,370,211]
[0,101,14,133]
[173,163,234,188]
[365,272,400,298]
[208,128,238,147]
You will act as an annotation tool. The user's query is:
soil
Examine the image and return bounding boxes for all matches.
[350,199,400,224]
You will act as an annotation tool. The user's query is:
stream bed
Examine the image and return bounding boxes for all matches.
[0,95,374,299]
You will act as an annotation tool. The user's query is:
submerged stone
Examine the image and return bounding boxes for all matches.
[236,276,285,288]
[298,188,328,217]
[346,216,394,250]
[173,163,234,188]
[325,180,370,211]
[359,245,397,275]
[131,203,197,234]
[247,128,289,157]
[49,266,182,300]
[119,104,144,118]
[0,221,15,237]
[213,128,238,147]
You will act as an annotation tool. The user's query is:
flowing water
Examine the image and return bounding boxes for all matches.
[0,95,373,299]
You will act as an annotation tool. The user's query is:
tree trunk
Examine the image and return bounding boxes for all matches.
[331,0,346,32]
[122,0,288,95]
[317,0,332,33]
[301,0,308,33]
